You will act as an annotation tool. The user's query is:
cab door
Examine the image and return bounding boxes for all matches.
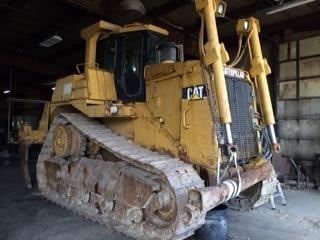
[116,34,145,101]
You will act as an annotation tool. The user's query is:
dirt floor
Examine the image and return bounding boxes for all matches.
[1,160,320,240]
[228,189,320,240]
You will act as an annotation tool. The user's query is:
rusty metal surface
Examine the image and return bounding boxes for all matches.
[277,100,298,119]
[278,98,320,161]
[279,119,320,140]
[278,81,296,99]
[279,61,296,81]
[36,113,205,240]
[239,161,274,190]
[299,36,320,57]
[278,35,320,165]
[189,161,274,213]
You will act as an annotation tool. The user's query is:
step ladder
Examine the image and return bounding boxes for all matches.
[270,180,287,210]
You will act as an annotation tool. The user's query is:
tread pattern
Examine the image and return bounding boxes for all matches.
[37,113,205,240]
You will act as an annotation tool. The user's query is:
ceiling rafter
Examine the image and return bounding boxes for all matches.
[63,0,200,57]
[0,2,80,36]
[146,0,190,17]
[226,2,271,18]
[262,11,320,35]
[0,50,73,77]
[16,9,88,52]
[63,0,121,24]
[0,0,25,29]
[45,41,85,64]
[183,1,271,35]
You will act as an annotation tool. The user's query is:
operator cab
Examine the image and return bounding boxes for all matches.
[96,24,182,102]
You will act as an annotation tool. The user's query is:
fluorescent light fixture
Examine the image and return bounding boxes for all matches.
[3,90,10,94]
[39,35,63,47]
[266,0,316,15]
[243,20,249,31]
[216,1,227,17]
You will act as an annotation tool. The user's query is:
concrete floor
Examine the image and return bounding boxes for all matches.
[1,161,320,240]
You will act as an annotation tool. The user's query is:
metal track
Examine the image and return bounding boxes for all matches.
[37,113,205,240]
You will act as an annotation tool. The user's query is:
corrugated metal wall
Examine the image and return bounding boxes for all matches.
[278,36,320,161]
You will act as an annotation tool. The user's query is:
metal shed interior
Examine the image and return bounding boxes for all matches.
[0,1,320,240]
[0,0,320,99]
[0,0,319,185]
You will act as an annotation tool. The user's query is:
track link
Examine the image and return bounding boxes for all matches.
[37,113,205,239]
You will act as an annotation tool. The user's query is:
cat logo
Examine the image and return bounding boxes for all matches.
[182,85,207,100]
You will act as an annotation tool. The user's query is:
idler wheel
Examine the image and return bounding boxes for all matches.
[145,178,177,227]
[52,124,81,157]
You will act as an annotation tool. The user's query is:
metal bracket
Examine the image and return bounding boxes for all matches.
[195,0,209,11]
[202,41,229,66]
[249,57,271,78]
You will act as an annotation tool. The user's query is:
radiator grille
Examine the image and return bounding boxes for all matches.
[220,76,258,161]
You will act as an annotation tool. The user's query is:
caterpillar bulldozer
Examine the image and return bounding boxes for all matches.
[19,0,281,239]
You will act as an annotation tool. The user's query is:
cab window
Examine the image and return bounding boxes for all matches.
[122,35,143,97]
[96,38,116,71]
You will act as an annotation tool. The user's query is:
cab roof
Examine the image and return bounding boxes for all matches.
[81,20,168,40]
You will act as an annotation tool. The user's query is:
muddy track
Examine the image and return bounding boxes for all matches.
[36,113,205,240]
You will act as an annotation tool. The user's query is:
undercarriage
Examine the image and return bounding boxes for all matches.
[37,113,205,239]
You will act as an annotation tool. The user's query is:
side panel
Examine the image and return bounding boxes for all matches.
[133,104,180,156]
[143,60,220,169]
[145,74,182,140]
[179,61,219,169]
[50,68,117,118]
[52,68,116,103]
[86,68,117,100]
[180,99,219,168]
[52,75,82,102]
[102,118,134,140]
[133,63,183,155]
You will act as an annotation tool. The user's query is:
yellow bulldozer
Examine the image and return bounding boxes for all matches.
[19,0,280,239]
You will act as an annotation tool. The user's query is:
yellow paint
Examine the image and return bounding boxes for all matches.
[237,17,275,125]
[18,125,46,145]
[86,68,116,101]
[29,17,274,179]
[197,0,232,125]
